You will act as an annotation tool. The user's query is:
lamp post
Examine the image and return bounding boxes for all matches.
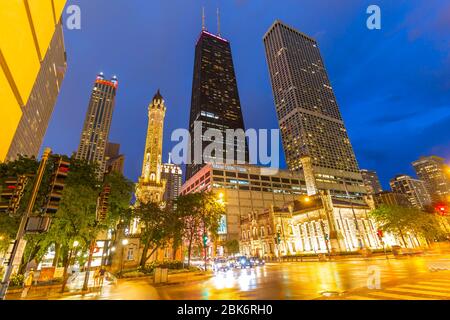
[120,239,128,276]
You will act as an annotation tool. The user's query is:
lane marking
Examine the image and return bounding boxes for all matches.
[386,287,450,298]
[345,295,378,300]
[400,284,450,292]
[418,281,450,287]
[368,291,434,300]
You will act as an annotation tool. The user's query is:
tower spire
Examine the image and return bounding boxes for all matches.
[202,7,206,30]
[217,8,221,36]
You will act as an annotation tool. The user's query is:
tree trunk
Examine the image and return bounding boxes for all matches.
[187,234,194,268]
[398,228,407,247]
[53,243,61,267]
[140,242,151,268]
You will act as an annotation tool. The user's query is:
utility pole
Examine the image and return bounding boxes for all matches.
[0,148,52,300]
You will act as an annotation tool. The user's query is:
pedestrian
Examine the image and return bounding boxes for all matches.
[99,267,106,287]
[93,268,100,288]
[21,268,34,299]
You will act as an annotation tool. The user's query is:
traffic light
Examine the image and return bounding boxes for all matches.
[0,176,29,216]
[96,184,111,222]
[42,157,69,214]
[276,231,281,244]
[435,204,448,216]
[324,233,329,241]
[376,229,384,240]
[202,234,208,247]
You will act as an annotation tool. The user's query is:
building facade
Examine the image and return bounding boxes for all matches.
[181,164,310,253]
[240,194,387,258]
[389,175,432,209]
[263,20,366,200]
[75,73,118,178]
[0,0,67,161]
[105,142,125,175]
[6,22,67,161]
[412,156,450,202]
[371,191,412,208]
[360,169,383,194]
[186,28,247,180]
[161,154,182,208]
[135,90,166,204]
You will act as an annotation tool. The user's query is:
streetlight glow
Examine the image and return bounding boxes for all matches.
[122,239,129,246]
[73,240,79,248]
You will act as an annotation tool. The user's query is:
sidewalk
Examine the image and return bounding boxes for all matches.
[6,270,213,300]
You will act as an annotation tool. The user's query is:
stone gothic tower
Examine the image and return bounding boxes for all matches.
[135,90,167,204]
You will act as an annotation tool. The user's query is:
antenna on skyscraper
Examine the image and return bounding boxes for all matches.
[217,7,221,36]
[202,7,206,30]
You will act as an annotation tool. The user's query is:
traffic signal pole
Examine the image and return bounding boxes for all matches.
[0,148,52,300]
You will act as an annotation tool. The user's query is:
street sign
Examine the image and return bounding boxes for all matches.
[3,239,26,266]
[25,216,52,233]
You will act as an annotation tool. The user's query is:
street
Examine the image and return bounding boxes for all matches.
[59,254,450,300]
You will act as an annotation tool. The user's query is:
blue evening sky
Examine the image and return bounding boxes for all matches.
[42,0,450,189]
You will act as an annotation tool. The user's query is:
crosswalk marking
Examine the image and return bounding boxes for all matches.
[418,281,450,287]
[385,287,450,297]
[367,291,434,300]
[400,284,450,292]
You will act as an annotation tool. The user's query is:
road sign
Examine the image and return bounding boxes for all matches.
[3,239,27,266]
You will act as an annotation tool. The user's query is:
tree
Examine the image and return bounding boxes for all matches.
[369,205,446,247]
[176,193,202,267]
[175,191,225,267]
[224,239,240,256]
[133,202,170,267]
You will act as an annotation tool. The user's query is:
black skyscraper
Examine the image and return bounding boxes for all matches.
[186,29,247,180]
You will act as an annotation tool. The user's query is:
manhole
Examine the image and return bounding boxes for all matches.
[320,291,344,297]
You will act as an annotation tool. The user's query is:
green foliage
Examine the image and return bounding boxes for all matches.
[369,205,447,244]
[103,171,134,227]
[0,156,133,272]
[224,239,240,255]
[10,273,25,288]
[175,191,225,266]
[133,202,170,266]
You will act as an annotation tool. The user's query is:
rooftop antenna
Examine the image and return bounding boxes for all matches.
[202,7,206,30]
[217,7,221,36]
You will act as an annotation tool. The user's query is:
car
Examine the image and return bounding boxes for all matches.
[235,256,253,269]
[212,258,230,272]
[250,257,265,266]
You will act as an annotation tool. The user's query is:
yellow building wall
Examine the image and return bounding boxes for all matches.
[0,0,67,162]
[0,69,22,161]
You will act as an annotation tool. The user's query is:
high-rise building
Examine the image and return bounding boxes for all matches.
[181,163,309,249]
[161,154,182,208]
[412,156,450,202]
[135,90,166,204]
[360,169,383,194]
[371,191,412,208]
[0,0,67,161]
[263,20,366,200]
[186,26,247,180]
[389,175,432,209]
[105,142,125,175]
[6,22,67,161]
[75,73,118,177]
